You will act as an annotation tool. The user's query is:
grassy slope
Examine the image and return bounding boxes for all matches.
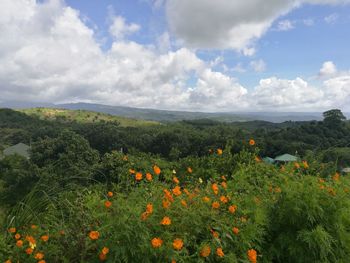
[19,108,159,127]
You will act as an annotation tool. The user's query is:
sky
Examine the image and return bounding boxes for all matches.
[0,0,350,112]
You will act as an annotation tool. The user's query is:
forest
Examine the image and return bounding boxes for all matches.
[1,108,350,262]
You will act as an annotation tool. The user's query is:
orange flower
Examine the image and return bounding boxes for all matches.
[25,235,36,245]
[162,199,171,209]
[104,200,112,208]
[146,203,153,214]
[216,248,224,257]
[38,261,46,263]
[212,201,220,209]
[302,160,309,169]
[99,253,107,261]
[173,238,183,250]
[187,167,193,173]
[232,227,239,235]
[135,172,143,181]
[248,249,257,263]
[146,172,153,181]
[255,156,262,162]
[294,162,300,169]
[8,227,16,233]
[211,230,219,239]
[181,200,187,207]
[221,175,226,181]
[141,211,150,221]
[228,205,237,214]
[183,188,190,196]
[5,260,11,263]
[249,139,255,146]
[171,260,176,263]
[211,183,219,195]
[319,178,325,183]
[160,216,171,226]
[333,172,340,181]
[34,252,44,260]
[164,189,174,202]
[220,196,228,203]
[89,231,100,240]
[200,245,211,257]
[173,176,179,184]
[172,186,182,196]
[153,165,161,175]
[15,233,21,240]
[25,248,33,255]
[217,148,223,155]
[102,247,109,255]
[16,240,23,247]
[41,235,49,242]
[221,181,227,189]
[129,169,135,174]
[107,191,113,197]
[122,155,128,161]
[202,196,210,202]
[275,187,282,193]
[151,237,163,248]
[31,225,38,230]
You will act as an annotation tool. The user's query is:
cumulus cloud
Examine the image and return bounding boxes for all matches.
[109,16,140,40]
[1,0,350,112]
[319,61,337,76]
[165,0,350,53]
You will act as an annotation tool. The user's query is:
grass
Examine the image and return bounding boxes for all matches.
[19,108,159,127]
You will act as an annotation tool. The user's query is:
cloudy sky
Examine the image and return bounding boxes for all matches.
[1,0,350,112]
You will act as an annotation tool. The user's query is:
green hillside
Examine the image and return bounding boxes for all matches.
[19,108,159,127]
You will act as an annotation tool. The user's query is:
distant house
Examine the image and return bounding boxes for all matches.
[2,143,30,159]
[274,154,298,163]
[262,157,275,164]
[342,167,350,174]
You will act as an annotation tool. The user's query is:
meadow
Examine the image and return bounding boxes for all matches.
[1,108,350,262]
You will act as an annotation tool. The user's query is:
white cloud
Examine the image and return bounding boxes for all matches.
[324,13,339,24]
[165,0,350,53]
[109,16,140,40]
[276,20,295,31]
[250,60,267,72]
[303,18,315,26]
[319,61,337,76]
[1,0,350,112]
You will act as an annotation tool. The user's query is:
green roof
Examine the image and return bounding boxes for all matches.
[3,143,30,159]
[262,157,275,164]
[274,154,298,162]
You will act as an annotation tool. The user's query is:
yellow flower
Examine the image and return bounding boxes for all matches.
[302,160,309,169]
[217,148,223,155]
[216,247,224,257]
[200,245,211,257]
[151,237,163,248]
[173,238,184,250]
[160,216,171,226]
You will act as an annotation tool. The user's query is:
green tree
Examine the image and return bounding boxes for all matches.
[323,109,346,127]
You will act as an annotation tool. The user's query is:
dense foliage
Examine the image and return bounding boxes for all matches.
[1,108,350,262]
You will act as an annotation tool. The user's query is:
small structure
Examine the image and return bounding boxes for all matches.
[274,154,298,163]
[2,143,30,159]
[263,157,275,164]
[341,167,350,174]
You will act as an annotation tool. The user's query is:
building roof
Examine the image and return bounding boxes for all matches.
[274,154,298,162]
[263,157,275,164]
[3,143,30,159]
[342,167,350,173]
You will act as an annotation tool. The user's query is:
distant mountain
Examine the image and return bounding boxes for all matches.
[1,101,349,123]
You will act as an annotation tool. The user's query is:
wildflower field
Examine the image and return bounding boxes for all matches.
[1,141,350,263]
